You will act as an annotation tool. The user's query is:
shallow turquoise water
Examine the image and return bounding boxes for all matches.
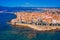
[0,13,60,40]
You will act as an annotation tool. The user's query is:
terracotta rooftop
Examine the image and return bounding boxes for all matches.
[16,12,60,23]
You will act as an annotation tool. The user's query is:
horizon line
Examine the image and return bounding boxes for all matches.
[0,6,60,8]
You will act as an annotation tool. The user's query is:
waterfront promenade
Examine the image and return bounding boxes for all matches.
[11,23,60,31]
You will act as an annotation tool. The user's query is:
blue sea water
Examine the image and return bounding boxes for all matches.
[0,8,60,40]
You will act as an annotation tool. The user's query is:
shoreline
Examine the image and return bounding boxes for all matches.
[10,12,60,31]
[10,23,60,31]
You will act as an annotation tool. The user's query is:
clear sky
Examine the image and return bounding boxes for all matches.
[0,0,60,7]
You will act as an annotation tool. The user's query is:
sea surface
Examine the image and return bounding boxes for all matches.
[0,8,60,40]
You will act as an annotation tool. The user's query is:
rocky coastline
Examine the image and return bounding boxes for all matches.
[10,11,60,31]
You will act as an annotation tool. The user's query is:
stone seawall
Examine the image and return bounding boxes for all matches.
[10,22,60,31]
